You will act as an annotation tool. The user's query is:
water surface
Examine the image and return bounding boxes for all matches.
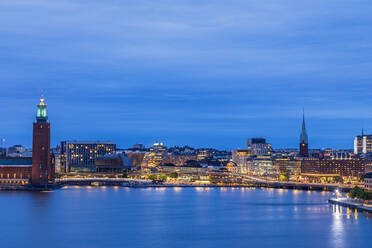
[0,187,370,248]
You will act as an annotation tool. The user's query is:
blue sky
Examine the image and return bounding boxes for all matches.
[0,0,372,149]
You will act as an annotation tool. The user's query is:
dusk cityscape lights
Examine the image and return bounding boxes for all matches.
[1,1,371,248]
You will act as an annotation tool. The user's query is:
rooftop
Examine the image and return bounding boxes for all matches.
[64,140,116,145]
[0,157,32,166]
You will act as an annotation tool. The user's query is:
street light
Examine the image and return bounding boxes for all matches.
[335,189,340,199]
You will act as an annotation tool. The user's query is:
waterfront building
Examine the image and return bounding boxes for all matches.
[163,154,197,166]
[31,96,55,185]
[247,155,276,176]
[126,151,146,168]
[364,172,372,190]
[231,149,252,174]
[246,138,273,155]
[157,161,207,175]
[0,157,32,185]
[301,158,367,179]
[299,112,309,157]
[95,153,132,173]
[273,157,301,176]
[141,142,167,167]
[354,132,372,154]
[60,141,116,172]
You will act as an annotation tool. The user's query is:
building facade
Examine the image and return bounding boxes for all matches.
[301,158,366,178]
[142,142,167,167]
[364,172,372,190]
[61,141,116,172]
[354,134,372,154]
[247,155,275,176]
[95,153,132,173]
[0,157,32,185]
[273,157,301,176]
[246,138,272,156]
[231,149,252,174]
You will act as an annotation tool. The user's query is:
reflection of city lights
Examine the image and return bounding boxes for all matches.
[332,209,344,247]
[174,187,182,192]
[293,189,300,195]
[355,209,358,220]
[195,187,204,192]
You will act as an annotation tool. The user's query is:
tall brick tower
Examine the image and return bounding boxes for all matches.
[31,96,53,185]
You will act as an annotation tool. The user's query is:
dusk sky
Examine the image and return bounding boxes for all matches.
[1,0,372,150]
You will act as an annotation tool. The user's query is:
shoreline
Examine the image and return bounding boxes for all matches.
[0,182,350,192]
[329,197,372,213]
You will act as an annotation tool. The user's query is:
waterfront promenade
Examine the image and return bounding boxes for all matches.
[329,197,372,213]
[54,177,353,192]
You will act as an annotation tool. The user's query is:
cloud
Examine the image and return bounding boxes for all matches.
[0,0,372,148]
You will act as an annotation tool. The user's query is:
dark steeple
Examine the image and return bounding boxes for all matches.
[299,110,309,157]
[300,111,308,144]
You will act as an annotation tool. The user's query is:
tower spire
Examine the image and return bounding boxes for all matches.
[299,109,309,157]
[36,93,48,123]
[300,109,308,144]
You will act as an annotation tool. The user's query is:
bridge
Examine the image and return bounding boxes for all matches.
[55,175,353,192]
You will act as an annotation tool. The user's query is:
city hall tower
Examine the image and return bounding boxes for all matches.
[31,96,54,185]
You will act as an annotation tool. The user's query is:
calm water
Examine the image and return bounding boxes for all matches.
[0,187,371,248]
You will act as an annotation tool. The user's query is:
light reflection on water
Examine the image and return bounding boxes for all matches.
[0,187,370,248]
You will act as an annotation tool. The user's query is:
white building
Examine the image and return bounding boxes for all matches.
[354,134,372,154]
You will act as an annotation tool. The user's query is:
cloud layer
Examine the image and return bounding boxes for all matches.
[0,0,371,149]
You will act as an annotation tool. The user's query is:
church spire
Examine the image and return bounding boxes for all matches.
[299,109,309,157]
[300,110,308,144]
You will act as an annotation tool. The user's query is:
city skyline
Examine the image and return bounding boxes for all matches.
[0,95,368,150]
[1,1,372,149]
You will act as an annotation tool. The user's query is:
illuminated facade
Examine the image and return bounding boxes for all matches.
[301,158,366,178]
[247,155,276,175]
[31,97,55,185]
[354,133,372,154]
[61,141,116,172]
[142,142,167,167]
[197,150,213,161]
[246,138,272,156]
[364,172,372,190]
[231,149,252,174]
[273,158,301,176]
[0,157,32,185]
